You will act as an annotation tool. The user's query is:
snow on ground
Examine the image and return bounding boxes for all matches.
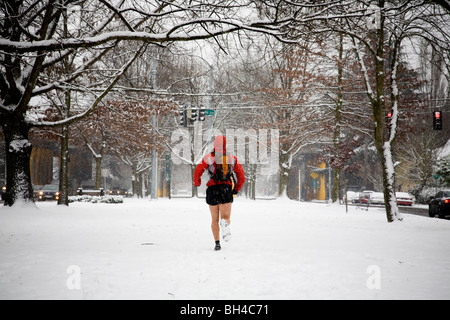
[1,197,450,300]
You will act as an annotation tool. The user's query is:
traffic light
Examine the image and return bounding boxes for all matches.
[386,111,392,123]
[385,111,393,136]
[190,107,197,125]
[179,105,187,127]
[433,111,442,130]
[199,107,206,121]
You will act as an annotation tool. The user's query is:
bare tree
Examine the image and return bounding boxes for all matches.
[2,0,448,214]
[281,0,449,222]
[0,0,289,206]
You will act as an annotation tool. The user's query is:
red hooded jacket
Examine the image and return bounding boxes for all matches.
[193,135,245,193]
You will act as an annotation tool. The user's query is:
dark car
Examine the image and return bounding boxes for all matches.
[37,184,60,201]
[429,190,450,218]
[109,187,122,196]
[109,187,130,197]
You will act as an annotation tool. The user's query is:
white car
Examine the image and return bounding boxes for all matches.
[345,191,359,203]
[396,192,414,206]
[360,191,414,206]
[370,192,385,205]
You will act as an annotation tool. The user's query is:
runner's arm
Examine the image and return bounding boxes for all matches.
[233,158,245,193]
[194,158,208,187]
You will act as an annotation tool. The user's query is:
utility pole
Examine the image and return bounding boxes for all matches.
[207,64,214,151]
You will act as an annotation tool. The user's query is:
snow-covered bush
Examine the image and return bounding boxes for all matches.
[437,158,450,187]
[68,195,123,204]
[411,187,438,205]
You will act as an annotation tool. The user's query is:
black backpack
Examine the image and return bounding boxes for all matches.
[209,154,235,182]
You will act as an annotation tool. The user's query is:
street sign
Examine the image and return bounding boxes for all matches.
[205,109,215,116]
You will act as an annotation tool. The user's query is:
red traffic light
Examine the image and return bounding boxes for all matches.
[433,111,442,130]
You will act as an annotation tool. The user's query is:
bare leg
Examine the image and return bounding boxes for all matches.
[219,202,232,241]
[209,205,220,241]
[218,202,232,225]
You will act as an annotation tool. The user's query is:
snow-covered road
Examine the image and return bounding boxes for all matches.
[1,198,449,300]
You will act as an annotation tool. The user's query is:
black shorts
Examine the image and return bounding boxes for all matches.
[206,184,234,206]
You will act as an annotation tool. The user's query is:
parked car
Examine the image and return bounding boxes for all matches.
[355,191,414,207]
[370,192,385,205]
[345,191,359,203]
[396,192,414,206]
[359,191,375,204]
[429,190,450,218]
[37,184,60,201]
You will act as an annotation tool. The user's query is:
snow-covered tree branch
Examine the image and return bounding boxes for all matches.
[0,0,289,206]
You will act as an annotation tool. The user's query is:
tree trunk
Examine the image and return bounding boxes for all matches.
[279,149,290,197]
[332,32,344,203]
[58,88,71,206]
[355,0,400,222]
[1,116,34,206]
[58,124,70,206]
[332,169,340,203]
[376,2,401,222]
[132,162,143,198]
[381,143,401,222]
[251,164,257,200]
[371,20,400,222]
[372,70,399,221]
[94,156,102,190]
[58,11,70,206]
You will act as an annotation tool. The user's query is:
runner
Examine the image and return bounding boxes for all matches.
[194,135,245,251]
